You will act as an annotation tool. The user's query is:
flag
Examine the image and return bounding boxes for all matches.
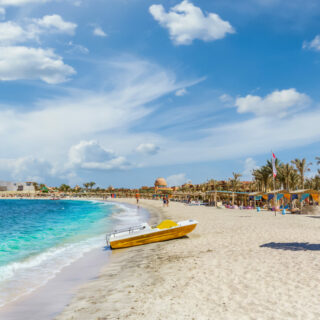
[272,152,277,178]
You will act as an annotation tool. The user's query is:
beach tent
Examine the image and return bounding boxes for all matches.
[289,189,319,202]
[41,186,49,193]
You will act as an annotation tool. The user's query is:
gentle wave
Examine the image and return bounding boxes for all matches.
[0,235,104,307]
[0,200,147,308]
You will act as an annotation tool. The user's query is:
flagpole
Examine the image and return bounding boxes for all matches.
[273,171,277,216]
[271,151,277,216]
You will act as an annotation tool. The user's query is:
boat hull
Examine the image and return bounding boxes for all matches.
[110,223,197,249]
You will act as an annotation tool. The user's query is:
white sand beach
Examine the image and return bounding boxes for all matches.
[55,199,320,320]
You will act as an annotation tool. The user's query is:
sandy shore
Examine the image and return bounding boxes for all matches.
[56,199,320,320]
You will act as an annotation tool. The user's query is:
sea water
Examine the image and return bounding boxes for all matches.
[0,199,146,308]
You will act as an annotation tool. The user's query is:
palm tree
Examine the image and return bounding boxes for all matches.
[89,182,96,190]
[59,184,71,192]
[252,166,270,192]
[289,170,300,190]
[227,172,242,205]
[206,179,218,191]
[83,182,90,191]
[291,158,312,189]
[229,172,242,191]
[316,157,320,165]
[278,163,296,191]
[313,175,320,190]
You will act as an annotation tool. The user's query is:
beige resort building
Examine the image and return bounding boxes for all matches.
[0,181,35,193]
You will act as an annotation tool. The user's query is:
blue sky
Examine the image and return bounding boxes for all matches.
[0,0,320,188]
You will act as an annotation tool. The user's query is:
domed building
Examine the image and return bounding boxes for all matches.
[154,177,172,195]
[154,177,167,188]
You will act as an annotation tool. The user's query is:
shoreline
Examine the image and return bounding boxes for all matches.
[55,198,168,320]
[56,199,320,320]
[2,198,320,319]
[0,199,154,320]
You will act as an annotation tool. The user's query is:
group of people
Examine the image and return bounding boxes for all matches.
[135,194,170,207]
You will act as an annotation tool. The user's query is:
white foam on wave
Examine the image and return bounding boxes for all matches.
[0,235,104,307]
[0,201,147,308]
[109,202,148,227]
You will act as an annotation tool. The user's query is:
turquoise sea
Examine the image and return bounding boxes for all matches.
[0,199,146,307]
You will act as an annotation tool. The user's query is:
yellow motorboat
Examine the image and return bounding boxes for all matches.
[106,219,198,249]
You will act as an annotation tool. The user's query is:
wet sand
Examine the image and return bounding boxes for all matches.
[56,199,320,320]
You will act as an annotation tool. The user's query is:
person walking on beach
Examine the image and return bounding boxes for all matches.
[163,196,166,207]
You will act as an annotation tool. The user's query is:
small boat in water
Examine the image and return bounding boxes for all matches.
[50,196,60,200]
[106,219,198,249]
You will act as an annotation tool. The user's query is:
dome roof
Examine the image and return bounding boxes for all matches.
[155,177,167,187]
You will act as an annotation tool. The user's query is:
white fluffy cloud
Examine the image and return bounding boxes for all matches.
[0,21,28,45]
[0,15,77,84]
[0,0,80,6]
[149,0,234,45]
[135,143,160,155]
[167,173,188,186]
[235,89,310,117]
[68,140,129,170]
[0,15,77,45]
[0,46,75,83]
[33,14,77,35]
[0,0,48,5]
[303,35,320,51]
[93,27,107,37]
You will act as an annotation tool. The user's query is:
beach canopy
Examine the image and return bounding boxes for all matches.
[300,193,310,202]
[268,194,274,201]
[277,194,284,201]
